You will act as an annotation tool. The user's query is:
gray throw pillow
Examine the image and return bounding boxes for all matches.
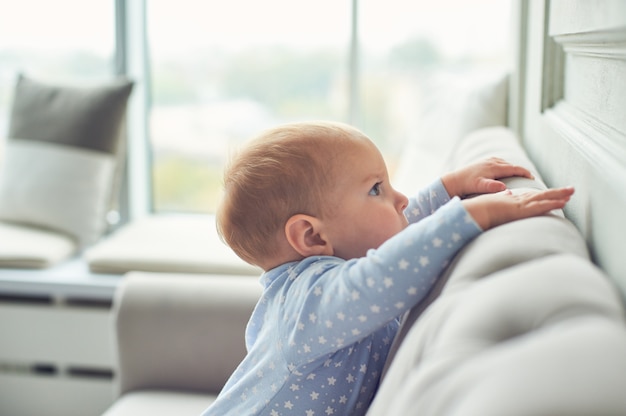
[0,74,133,247]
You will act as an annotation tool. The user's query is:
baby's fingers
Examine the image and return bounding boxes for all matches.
[528,187,575,202]
[488,158,535,180]
[523,187,574,214]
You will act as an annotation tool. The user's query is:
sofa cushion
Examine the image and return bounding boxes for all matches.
[449,125,544,186]
[0,221,76,268]
[0,74,133,249]
[85,214,261,275]
[367,126,626,415]
[113,273,261,395]
[368,255,626,416]
[101,391,215,416]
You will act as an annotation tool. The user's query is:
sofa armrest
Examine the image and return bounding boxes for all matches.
[112,272,261,396]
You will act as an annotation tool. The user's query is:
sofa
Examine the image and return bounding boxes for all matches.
[101,273,261,416]
[367,127,626,415]
[100,124,626,416]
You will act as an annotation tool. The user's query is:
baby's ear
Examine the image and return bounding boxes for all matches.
[285,214,333,257]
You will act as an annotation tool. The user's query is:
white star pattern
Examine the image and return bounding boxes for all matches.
[288,267,298,280]
[432,237,443,247]
[419,256,430,266]
[398,259,409,270]
[325,406,335,415]
[383,277,394,288]
[370,304,380,313]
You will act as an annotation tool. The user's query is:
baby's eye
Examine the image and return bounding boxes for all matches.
[369,182,382,196]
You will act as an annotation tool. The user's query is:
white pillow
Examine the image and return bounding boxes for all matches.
[393,72,509,195]
[0,140,116,246]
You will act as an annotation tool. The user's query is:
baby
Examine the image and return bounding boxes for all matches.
[202,121,573,416]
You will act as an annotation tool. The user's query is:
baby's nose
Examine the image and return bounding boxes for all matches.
[396,191,409,212]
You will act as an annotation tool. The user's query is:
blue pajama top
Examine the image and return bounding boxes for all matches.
[202,179,482,416]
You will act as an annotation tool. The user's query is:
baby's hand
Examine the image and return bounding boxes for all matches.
[441,157,534,198]
[462,187,575,230]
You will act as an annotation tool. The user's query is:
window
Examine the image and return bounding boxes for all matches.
[147,0,351,213]
[0,1,512,218]
[147,0,511,214]
[357,0,512,171]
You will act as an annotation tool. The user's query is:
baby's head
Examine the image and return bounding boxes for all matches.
[217,121,409,270]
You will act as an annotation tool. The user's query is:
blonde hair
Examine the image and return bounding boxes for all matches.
[217,121,368,267]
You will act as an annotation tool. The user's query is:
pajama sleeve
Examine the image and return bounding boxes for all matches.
[404,178,452,224]
[280,197,482,363]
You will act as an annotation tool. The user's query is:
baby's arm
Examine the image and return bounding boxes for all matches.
[462,187,575,230]
[441,157,533,198]
[404,180,452,224]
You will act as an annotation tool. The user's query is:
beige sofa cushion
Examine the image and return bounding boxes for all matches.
[85,214,260,275]
[101,391,214,416]
[112,273,261,396]
[0,221,76,268]
[101,272,262,416]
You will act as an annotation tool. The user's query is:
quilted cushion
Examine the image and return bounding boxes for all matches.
[367,127,626,415]
[369,255,626,416]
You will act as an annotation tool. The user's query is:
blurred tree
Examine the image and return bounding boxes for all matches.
[389,37,441,69]
[221,48,340,117]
